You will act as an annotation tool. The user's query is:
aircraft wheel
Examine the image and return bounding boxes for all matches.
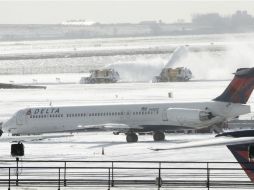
[0,129,2,137]
[153,131,165,141]
[126,133,138,143]
[90,79,96,84]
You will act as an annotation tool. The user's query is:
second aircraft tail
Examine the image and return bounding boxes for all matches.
[227,143,254,182]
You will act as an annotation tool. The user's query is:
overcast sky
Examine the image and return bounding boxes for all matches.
[1,0,254,24]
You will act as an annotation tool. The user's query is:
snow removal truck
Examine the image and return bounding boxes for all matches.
[153,67,192,82]
[80,69,120,84]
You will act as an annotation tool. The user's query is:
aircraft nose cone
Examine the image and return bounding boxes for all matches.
[2,119,11,133]
[1,121,7,132]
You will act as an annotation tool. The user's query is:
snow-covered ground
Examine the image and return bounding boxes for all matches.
[0,33,254,81]
[0,34,253,189]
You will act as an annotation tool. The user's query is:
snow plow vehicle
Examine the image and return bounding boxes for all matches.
[153,46,192,82]
[153,67,192,82]
[80,69,120,84]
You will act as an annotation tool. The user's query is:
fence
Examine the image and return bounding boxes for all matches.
[0,159,253,190]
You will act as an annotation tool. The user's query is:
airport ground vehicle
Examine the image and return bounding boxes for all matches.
[80,69,120,84]
[153,67,192,82]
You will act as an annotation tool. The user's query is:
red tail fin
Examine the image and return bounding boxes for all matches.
[227,143,254,182]
[214,68,254,104]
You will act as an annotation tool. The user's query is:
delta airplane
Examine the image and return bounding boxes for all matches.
[1,67,254,143]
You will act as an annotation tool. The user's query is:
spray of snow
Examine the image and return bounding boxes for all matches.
[108,41,254,81]
[177,42,254,80]
[107,46,189,82]
[164,46,188,68]
[107,57,166,82]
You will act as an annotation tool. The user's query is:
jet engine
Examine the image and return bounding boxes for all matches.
[166,108,213,124]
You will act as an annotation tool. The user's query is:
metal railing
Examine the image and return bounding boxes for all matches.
[0,159,253,189]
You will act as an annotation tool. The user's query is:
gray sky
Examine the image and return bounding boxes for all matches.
[1,0,254,24]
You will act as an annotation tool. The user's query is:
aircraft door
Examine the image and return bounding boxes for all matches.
[123,110,131,120]
[162,109,168,121]
[16,110,26,125]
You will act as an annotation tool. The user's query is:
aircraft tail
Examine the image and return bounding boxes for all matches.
[227,143,254,182]
[214,68,254,104]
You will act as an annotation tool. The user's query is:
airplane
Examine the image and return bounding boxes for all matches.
[1,67,254,143]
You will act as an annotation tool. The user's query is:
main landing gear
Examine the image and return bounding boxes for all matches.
[125,131,166,142]
[153,131,165,141]
[126,132,138,143]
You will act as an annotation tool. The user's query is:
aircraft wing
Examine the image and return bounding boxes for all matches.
[0,134,73,143]
[151,136,254,151]
[79,123,143,131]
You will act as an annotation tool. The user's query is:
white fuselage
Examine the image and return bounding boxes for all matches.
[2,101,250,135]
